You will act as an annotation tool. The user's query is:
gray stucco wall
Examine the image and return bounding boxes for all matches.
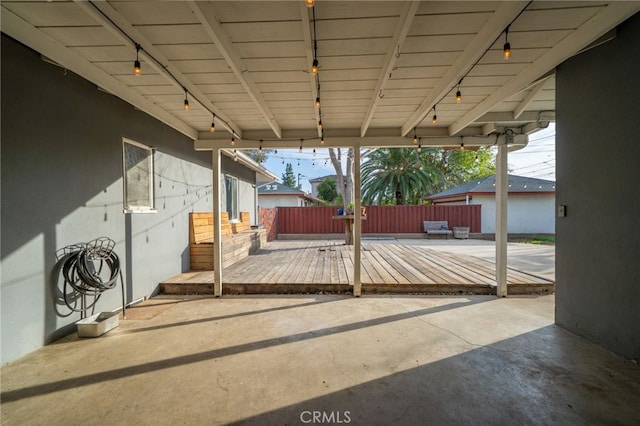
[1,35,228,364]
[555,13,640,361]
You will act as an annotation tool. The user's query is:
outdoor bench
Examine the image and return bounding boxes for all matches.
[423,221,453,239]
[189,211,262,270]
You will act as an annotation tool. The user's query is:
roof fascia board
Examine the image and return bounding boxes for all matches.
[221,149,278,182]
[78,1,240,138]
[448,1,640,135]
[400,1,529,136]
[360,1,420,137]
[189,1,282,139]
[1,6,198,140]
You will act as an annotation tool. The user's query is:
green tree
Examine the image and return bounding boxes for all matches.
[246,149,273,164]
[421,146,496,192]
[281,163,297,188]
[361,146,496,205]
[317,179,338,203]
[361,148,443,205]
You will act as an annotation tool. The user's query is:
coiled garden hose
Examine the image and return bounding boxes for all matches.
[58,238,126,318]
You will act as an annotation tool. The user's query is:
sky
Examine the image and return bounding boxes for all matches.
[263,123,556,193]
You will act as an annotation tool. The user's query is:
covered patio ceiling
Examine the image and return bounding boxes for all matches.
[3,1,638,149]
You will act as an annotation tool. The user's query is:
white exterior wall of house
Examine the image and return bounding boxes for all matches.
[473,194,555,234]
[259,195,305,209]
[434,194,555,234]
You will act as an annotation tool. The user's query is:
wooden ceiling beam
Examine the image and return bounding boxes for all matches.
[400,1,529,137]
[190,1,282,139]
[76,0,241,138]
[360,1,419,137]
[448,1,640,135]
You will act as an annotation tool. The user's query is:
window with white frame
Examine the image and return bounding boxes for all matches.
[225,175,239,221]
[122,138,155,213]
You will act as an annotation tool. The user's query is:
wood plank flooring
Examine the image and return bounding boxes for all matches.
[160,240,554,295]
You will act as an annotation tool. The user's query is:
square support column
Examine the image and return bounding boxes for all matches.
[212,148,223,297]
[495,139,508,297]
[353,148,362,297]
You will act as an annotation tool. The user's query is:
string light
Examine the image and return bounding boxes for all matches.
[503,25,511,60]
[460,141,465,150]
[183,89,189,110]
[455,79,462,103]
[231,137,235,146]
[318,120,323,129]
[233,149,238,162]
[313,148,316,156]
[259,139,263,152]
[321,132,325,145]
[315,97,321,107]
[274,149,278,157]
[417,143,422,153]
[133,43,141,76]
[431,106,437,125]
[299,139,303,153]
[412,128,418,144]
[305,0,315,8]
[210,113,216,132]
[311,58,319,74]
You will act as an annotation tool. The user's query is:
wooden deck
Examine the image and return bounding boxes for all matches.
[160,240,554,295]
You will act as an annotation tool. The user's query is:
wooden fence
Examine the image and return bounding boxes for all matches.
[275,205,481,235]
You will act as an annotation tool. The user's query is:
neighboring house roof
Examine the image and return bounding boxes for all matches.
[309,174,337,183]
[258,182,325,204]
[428,174,555,201]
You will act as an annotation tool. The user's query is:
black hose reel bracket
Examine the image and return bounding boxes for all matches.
[55,237,126,320]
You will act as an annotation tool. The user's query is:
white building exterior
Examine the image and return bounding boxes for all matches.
[428,175,555,234]
[259,182,324,208]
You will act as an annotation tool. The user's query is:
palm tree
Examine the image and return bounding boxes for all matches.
[361,148,443,205]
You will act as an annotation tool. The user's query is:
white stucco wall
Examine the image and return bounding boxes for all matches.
[473,194,555,233]
[259,196,304,209]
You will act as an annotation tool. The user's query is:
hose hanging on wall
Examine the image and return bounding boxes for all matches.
[57,237,126,319]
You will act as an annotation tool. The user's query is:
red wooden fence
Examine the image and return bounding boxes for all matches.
[276,205,481,235]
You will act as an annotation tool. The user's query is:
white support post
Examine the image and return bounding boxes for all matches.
[495,137,508,297]
[212,148,223,297]
[353,147,362,297]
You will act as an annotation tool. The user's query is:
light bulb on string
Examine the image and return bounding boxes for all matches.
[305,0,315,9]
[431,106,437,125]
[412,128,418,144]
[259,140,263,152]
[210,114,216,132]
[455,79,462,103]
[183,89,189,110]
[503,25,511,60]
[311,58,318,74]
[133,44,141,76]
[315,97,321,108]
[318,120,323,130]
[231,137,235,146]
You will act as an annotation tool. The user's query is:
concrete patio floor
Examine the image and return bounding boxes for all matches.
[2,294,639,425]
